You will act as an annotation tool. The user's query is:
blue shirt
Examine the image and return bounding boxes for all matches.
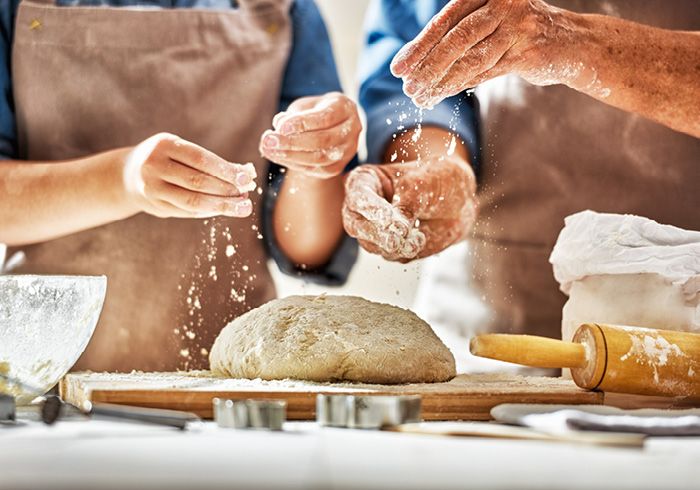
[360,0,480,170]
[0,0,357,285]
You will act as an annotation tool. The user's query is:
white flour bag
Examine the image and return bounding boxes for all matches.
[549,210,700,345]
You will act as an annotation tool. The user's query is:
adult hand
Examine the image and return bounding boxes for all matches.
[259,92,362,179]
[342,156,477,262]
[391,0,578,108]
[122,133,257,219]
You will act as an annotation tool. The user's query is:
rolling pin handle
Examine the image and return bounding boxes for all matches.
[470,334,588,369]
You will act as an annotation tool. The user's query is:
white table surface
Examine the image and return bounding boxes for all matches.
[1,418,699,490]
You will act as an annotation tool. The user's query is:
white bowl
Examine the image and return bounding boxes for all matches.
[0,275,106,404]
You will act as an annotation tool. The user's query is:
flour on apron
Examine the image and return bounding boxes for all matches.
[9,0,292,371]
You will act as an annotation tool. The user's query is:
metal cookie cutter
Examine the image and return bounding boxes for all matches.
[213,398,287,431]
[316,394,422,429]
[0,394,15,423]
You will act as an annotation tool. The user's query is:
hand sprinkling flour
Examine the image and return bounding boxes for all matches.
[391,0,606,108]
[259,92,362,179]
[260,92,362,269]
[123,133,257,219]
[389,0,700,137]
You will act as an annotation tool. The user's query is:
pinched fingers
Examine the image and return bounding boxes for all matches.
[413,30,515,108]
[391,0,487,77]
[147,157,245,197]
[151,181,253,218]
[146,198,219,220]
[263,94,361,178]
[274,93,352,135]
[159,135,257,194]
[271,96,321,129]
[262,119,357,154]
[260,124,356,175]
[403,3,500,98]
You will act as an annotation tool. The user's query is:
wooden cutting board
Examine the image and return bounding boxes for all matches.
[60,371,602,421]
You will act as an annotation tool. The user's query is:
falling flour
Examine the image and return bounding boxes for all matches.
[177,214,258,368]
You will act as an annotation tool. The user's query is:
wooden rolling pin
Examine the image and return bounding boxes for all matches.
[470,324,700,398]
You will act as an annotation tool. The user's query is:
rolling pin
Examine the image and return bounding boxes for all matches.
[470,324,700,398]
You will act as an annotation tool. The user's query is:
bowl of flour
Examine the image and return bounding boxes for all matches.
[0,274,106,404]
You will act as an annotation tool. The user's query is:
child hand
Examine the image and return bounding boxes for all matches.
[123,133,256,219]
[259,92,362,179]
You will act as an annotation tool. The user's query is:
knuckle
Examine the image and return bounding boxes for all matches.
[327,91,343,101]
[315,150,331,165]
[338,95,353,112]
[430,15,451,34]
[153,131,177,147]
[186,193,202,209]
[450,24,473,48]
[218,200,230,214]
[192,151,208,168]
[319,109,334,126]
[188,172,206,190]
[153,137,172,154]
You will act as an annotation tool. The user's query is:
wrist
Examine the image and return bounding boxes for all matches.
[522,5,593,88]
[108,147,142,218]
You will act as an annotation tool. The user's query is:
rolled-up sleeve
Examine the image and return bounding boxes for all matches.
[262,0,358,286]
[359,0,480,170]
[0,0,18,159]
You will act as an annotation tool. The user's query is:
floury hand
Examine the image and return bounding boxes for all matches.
[342,156,477,262]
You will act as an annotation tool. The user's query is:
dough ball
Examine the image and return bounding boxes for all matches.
[209,295,456,384]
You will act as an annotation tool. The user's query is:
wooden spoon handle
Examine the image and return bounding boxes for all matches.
[470,334,588,369]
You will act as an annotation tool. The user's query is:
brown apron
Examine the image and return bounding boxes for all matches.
[472,0,700,338]
[9,0,292,371]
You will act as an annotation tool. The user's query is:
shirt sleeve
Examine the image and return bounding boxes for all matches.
[0,0,18,159]
[263,0,359,287]
[359,0,480,170]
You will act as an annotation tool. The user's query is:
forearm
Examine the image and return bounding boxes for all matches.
[0,148,135,246]
[549,9,700,136]
[273,171,345,267]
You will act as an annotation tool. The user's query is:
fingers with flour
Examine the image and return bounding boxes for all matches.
[343,166,428,261]
[261,93,362,179]
[124,133,257,219]
[403,3,500,98]
[391,0,487,77]
[164,136,256,193]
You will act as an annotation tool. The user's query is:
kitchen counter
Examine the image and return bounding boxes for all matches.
[1,418,699,489]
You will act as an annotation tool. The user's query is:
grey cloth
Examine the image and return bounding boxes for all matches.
[492,404,700,437]
[565,411,700,436]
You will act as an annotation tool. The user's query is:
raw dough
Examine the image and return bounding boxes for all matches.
[209,295,456,384]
